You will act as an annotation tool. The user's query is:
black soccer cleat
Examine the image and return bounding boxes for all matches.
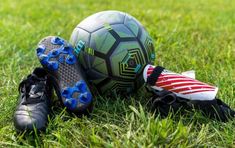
[36,36,93,116]
[14,68,52,132]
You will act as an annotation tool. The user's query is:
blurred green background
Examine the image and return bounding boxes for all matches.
[0,0,234,147]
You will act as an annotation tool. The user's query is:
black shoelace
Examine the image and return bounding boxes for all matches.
[19,74,46,105]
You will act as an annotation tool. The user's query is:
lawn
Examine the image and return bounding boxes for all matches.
[0,0,235,147]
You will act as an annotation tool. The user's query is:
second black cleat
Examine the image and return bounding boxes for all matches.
[14,68,52,132]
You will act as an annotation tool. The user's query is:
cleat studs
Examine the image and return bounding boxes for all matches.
[39,54,49,65]
[48,61,59,71]
[36,45,46,55]
[51,49,60,57]
[37,37,93,112]
[79,92,92,104]
[62,46,74,54]
[64,98,71,106]
[39,54,48,60]
[75,80,87,92]
[63,46,71,53]
[66,55,76,65]
[51,36,65,45]
[62,88,71,98]
[65,98,77,110]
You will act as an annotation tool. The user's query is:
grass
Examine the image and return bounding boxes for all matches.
[0,0,235,147]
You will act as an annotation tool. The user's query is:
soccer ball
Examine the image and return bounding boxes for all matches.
[70,10,155,95]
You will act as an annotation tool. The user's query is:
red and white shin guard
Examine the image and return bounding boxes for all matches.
[143,64,218,101]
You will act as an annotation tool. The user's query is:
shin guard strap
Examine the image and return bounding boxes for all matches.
[147,66,165,86]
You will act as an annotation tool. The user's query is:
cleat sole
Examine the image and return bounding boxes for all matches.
[36,36,93,115]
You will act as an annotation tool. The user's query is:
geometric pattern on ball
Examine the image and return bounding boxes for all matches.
[110,41,145,80]
[70,11,155,95]
[144,37,155,60]
[110,81,135,94]
[119,48,145,78]
[100,80,135,95]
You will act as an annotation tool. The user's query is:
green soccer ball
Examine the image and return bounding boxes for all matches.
[70,10,155,95]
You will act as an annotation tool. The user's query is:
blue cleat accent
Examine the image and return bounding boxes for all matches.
[65,98,78,110]
[48,61,59,71]
[39,54,49,66]
[79,92,92,104]
[61,80,92,110]
[61,88,72,98]
[50,49,60,57]
[75,80,87,93]
[37,43,76,70]
[36,45,46,55]
[66,55,76,65]
[62,46,72,54]
[64,98,72,107]
[51,37,65,45]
